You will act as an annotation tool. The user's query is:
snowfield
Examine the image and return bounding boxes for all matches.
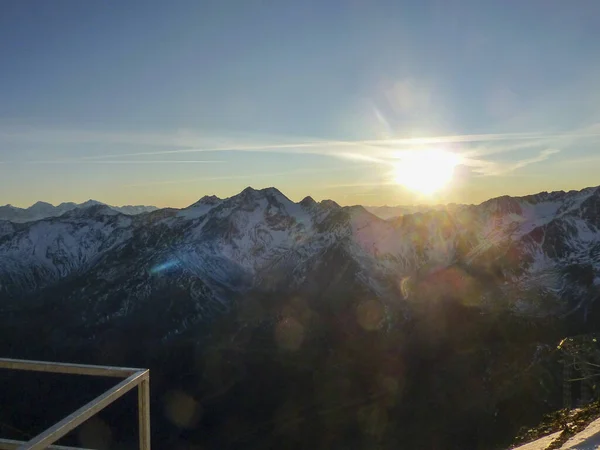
[512,417,600,449]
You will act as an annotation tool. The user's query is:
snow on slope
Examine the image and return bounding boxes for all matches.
[197,187,320,272]
[560,417,600,449]
[177,195,223,219]
[0,207,133,293]
[512,431,563,450]
[512,416,600,449]
[465,188,600,265]
[0,220,15,238]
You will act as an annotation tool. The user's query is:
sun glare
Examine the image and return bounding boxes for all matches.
[393,149,460,195]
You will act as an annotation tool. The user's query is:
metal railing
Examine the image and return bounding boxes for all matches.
[0,358,150,450]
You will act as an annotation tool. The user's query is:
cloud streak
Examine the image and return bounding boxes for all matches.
[25,160,225,165]
[464,148,561,176]
[70,129,600,171]
[511,148,561,171]
[123,163,377,188]
[3,125,599,177]
[77,131,553,161]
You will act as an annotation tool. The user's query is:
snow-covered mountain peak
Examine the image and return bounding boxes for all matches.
[115,205,158,215]
[222,187,296,217]
[29,201,54,211]
[300,196,316,208]
[179,195,223,219]
[320,199,341,210]
[238,186,262,200]
[236,186,289,202]
[62,203,119,219]
[193,195,221,206]
[262,186,289,199]
[57,202,77,209]
[480,195,524,216]
[79,199,104,208]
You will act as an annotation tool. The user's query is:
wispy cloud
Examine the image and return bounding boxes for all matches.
[123,164,377,188]
[511,148,560,170]
[73,129,600,166]
[0,125,564,155]
[465,148,561,176]
[3,125,599,176]
[464,128,600,158]
[25,160,225,165]
[78,131,548,161]
[459,123,600,175]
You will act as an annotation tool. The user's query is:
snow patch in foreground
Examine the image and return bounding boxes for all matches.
[561,417,600,449]
[512,416,600,449]
[512,431,562,449]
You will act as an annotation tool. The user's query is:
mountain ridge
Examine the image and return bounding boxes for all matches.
[6,184,599,223]
[0,199,158,223]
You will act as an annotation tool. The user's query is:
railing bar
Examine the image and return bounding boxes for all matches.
[0,358,141,378]
[0,438,93,450]
[138,377,151,450]
[17,371,146,450]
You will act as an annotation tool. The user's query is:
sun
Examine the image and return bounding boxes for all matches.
[393,149,460,195]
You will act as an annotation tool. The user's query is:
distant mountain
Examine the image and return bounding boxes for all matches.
[365,203,465,219]
[0,200,158,222]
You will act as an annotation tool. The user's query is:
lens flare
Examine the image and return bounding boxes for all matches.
[393,149,460,194]
[150,259,180,275]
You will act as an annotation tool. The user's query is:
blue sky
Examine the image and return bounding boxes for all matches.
[1,0,599,207]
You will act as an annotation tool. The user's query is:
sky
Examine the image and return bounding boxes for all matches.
[1,0,599,208]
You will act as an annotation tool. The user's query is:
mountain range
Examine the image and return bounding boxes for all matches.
[1,185,599,449]
[1,185,598,317]
[0,200,158,223]
[364,203,464,219]
[0,198,458,223]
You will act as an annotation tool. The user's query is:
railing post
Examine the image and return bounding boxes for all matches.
[563,358,572,409]
[138,372,151,450]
